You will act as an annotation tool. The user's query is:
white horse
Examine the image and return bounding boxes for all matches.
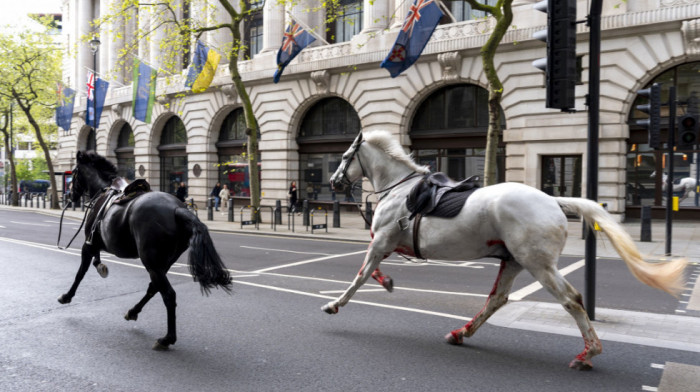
[326,130,687,370]
[650,171,697,202]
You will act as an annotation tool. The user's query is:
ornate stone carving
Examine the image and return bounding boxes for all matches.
[310,70,330,94]
[221,85,238,101]
[112,102,127,118]
[438,52,462,81]
[682,18,700,55]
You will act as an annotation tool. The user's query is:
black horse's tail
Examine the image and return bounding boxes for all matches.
[175,208,232,295]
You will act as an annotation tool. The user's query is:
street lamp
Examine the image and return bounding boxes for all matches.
[88,37,100,131]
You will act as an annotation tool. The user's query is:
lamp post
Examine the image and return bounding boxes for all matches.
[88,37,100,131]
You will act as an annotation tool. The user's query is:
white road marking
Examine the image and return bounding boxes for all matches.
[252,250,367,273]
[9,221,51,227]
[44,220,80,225]
[320,288,387,294]
[651,363,665,369]
[509,259,586,301]
[641,386,658,391]
[240,245,331,256]
[0,225,5,228]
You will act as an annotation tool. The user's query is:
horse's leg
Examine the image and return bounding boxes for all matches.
[58,244,95,304]
[150,271,177,350]
[124,282,157,321]
[91,253,108,278]
[446,260,523,344]
[531,266,601,370]
[371,268,393,292]
[322,237,390,314]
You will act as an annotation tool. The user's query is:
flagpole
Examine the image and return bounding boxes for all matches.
[437,1,456,24]
[127,53,176,76]
[81,66,128,87]
[285,11,330,46]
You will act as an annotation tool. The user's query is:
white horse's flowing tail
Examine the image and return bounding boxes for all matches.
[556,197,687,297]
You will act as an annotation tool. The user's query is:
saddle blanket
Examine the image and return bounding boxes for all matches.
[405,173,479,219]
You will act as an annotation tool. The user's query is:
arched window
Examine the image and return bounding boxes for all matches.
[410,84,506,183]
[158,116,187,195]
[115,123,135,180]
[626,61,700,208]
[85,129,96,152]
[217,108,258,198]
[298,97,361,202]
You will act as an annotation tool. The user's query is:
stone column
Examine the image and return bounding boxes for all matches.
[261,0,284,53]
[99,0,110,78]
[291,0,324,44]
[391,0,412,29]
[208,0,232,63]
[362,0,390,33]
[138,5,150,66]
[78,0,94,93]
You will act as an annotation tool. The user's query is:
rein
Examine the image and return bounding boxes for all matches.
[56,191,102,250]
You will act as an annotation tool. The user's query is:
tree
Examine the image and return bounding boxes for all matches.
[0,107,19,206]
[98,0,263,213]
[463,0,513,186]
[0,23,62,208]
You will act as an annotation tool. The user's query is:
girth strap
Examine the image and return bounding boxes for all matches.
[412,213,425,260]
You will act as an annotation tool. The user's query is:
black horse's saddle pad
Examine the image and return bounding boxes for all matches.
[113,179,151,205]
[406,173,479,219]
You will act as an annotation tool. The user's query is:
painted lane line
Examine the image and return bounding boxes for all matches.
[0,225,5,228]
[252,250,367,273]
[650,363,665,369]
[240,245,332,256]
[9,221,51,227]
[509,259,585,301]
[641,386,658,392]
[320,288,389,294]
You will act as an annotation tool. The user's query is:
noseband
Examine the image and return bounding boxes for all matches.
[338,140,365,187]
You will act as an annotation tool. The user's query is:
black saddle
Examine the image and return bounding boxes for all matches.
[113,179,151,205]
[406,173,480,219]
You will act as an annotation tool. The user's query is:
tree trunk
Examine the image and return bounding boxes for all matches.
[1,127,19,206]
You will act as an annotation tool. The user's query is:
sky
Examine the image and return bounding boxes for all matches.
[0,0,62,32]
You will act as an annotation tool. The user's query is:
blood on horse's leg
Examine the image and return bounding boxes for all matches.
[371,268,393,292]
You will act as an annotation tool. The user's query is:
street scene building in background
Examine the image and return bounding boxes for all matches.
[54,0,700,220]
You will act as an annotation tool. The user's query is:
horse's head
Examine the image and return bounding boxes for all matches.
[330,132,364,192]
[71,151,118,201]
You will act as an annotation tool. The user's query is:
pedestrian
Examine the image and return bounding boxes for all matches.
[288,181,298,213]
[211,182,222,211]
[176,181,187,202]
[219,184,229,212]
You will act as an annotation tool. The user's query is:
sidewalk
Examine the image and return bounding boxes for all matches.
[2,203,699,355]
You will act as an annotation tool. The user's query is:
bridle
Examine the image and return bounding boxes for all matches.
[56,165,102,250]
[338,139,366,188]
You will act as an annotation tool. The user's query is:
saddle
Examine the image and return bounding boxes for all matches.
[406,172,480,219]
[404,172,480,260]
[86,179,151,245]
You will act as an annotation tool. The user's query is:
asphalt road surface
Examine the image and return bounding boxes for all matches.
[0,208,697,391]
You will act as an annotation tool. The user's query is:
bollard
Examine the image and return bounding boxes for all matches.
[228,198,234,222]
[42,194,46,209]
[207,197,213,221]
[303,200,310,226]
[29,194,34,208]
[333,200,340,228]
[365,201,373,229]
[640,205,652,242]
[274,200,282,225]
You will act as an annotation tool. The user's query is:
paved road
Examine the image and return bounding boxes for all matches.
[1,208,699,391]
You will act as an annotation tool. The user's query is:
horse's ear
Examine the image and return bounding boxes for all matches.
[76,151,83,161]
[355,131,363,144]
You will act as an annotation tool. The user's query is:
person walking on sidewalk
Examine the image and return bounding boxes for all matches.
[219,184,229,212]
[211,182,222,211]
[288,181,298,213]
[176,182,187,202]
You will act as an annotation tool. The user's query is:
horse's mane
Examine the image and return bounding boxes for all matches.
[81,151,119,182]
[363,130,430,174]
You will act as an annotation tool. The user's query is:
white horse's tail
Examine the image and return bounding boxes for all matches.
[555,197,687,297]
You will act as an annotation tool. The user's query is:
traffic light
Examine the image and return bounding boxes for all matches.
[678,114,698,150]
[532,0,577,111]
[635,83,661,149]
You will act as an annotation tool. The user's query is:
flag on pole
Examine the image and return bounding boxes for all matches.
[380,0,443,78]
[132,59,157,123]
[185,41,222,93]
[273,20,316,83]
[86,71,109,128]
[55,83,76,132]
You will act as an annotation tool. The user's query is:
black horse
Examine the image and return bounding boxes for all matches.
[59,151,232,350]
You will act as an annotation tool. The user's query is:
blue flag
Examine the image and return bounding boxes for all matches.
[273,21,316,83]
[380,0,443,78]
[132,59,157,123]
[55,83,75,132]
[86,71,109,128]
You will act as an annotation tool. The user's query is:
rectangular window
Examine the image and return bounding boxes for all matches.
[541,155,582,197]
[328,1,363,43]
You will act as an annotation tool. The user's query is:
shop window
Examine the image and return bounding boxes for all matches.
[541,155,582,197]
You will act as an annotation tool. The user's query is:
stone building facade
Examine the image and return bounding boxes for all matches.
[56,0,700,220]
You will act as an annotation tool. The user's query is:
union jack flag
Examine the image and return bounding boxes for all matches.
[274,20,316,83]
[380,0,443,78]
[86,71,95,101]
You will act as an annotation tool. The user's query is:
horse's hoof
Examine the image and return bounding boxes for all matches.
[57,294,71,304]
[95,263,109,278]
[382,277,394,293]
[322,304,338,314]
[124,310,138,321]
[569,359,593,371]
[445,331,463,345]
[152,339,170,351]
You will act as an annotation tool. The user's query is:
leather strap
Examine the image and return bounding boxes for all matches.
[412,213,425,260]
